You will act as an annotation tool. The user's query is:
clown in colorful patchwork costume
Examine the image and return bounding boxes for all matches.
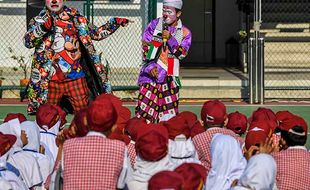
[136,0,192,123]
[24,0,130,114]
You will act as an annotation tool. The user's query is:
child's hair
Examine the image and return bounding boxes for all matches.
[281,126,307,146]
[205,123,224,129]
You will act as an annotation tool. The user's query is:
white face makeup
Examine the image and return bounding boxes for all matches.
[46,0,64,13]
[162,5,177,25]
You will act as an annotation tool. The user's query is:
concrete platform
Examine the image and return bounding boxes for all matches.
[179,67,248,99]
[1,67,310,100]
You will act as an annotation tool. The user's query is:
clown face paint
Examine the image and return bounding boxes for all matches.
[163,5,177,25]
[46,0,64,13]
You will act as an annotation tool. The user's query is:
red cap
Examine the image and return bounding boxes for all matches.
[201,100,227,126]
[276,111,295,123]
[108,132,131,145]
[125,117,148,141]
[162,116,190,140]
[135,124,169,161]
[0,132,16,156]
[96,94,122,109]
[72,108,89,137]
[148,171,184,190]
[245,129,268,150]
[279,115,308,135]
[96,94,130,128]
[4,113,27,123]
[190,121,205,138]
[174,163,207,190]
[36,103,60,130]
[249,108,277,123]
[116,106,131,127]
[87,99,118,133]
[226,111,248,135]
[178,111,198,127]
[176,111,205,138]
[248,120,274,137]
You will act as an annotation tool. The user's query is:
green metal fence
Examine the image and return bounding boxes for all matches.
[0,0,157,99]
[260,0,310,100]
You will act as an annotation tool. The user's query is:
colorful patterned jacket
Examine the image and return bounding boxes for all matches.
[24,6,126,114]
[137,17,192,85]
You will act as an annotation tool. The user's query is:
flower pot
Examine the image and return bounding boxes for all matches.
[20,79,29,86]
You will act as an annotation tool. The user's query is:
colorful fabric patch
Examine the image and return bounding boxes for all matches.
[135,77,179,123]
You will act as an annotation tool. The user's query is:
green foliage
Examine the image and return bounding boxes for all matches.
[234,30,248,43]
[8,47,30,79]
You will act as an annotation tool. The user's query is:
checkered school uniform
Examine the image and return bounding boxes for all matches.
[127,141,137,167]
[272,133,281,147]
[48,77,89,113]
[192,127,242,172]
[135,77,179,123]
[272,146,310,190]
[63,135,125,190]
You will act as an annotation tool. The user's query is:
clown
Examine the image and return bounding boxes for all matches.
[136,0,192,123]
[24,0,131,114]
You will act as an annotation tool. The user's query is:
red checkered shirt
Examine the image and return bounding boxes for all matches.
[192,127,242,173]
[63,134,126,190]
[127,141,136,167]
[272,146,310,190]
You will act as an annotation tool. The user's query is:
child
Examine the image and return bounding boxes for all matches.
[174,163,207,190]
[162,115,200,166]
[230,154,277,190]
[0,118,43,189]
[127,124,174,190]
[192,100,241,171]
[226,111,248,143]
[0,132,27,190]
[272,115,310,189]
[148,170,184,190]
[124,117,148,167]
[205,134,246,190]
[35,103,65,163]
[21,120,53,183]
[62,98,130,189]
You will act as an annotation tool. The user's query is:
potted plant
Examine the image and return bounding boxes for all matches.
[235,30,248,73]
[8,47,31,86]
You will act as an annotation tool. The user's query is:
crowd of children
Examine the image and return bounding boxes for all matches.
[0,94,309,190]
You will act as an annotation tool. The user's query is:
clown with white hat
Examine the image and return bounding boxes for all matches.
[136,0,192,123]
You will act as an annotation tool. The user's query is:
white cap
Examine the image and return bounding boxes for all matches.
[163,0,183,10]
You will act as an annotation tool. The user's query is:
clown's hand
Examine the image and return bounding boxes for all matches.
[116,18,134,27]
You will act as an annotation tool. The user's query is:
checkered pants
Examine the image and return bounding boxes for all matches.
[47,77,89,113]
[135,77,179,123]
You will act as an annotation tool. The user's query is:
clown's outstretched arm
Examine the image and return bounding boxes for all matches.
[24,9,52,49]
[75,13,100,65]
[89,17,131,41]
